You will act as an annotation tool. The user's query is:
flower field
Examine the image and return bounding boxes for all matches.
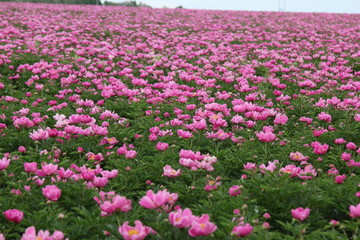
[0,2,360,239]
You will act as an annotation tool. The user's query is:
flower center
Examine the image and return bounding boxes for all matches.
[128,229,139,236]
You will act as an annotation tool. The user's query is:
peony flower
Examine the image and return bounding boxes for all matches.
[188,214,217,237]
[169,208,193,228]
[162,165,181,178]
[42,185,61,201]
[349,203,360,218]
[139,189,178,211]
[229,185,242,196]
[231,223,253,237]
[3,209,24,223]
[155,142,169,151]
[21,226,64,240]
[118,220,156,240]
[291,207,310,221]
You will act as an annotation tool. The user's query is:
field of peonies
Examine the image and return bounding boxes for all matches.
[0,2,360,239]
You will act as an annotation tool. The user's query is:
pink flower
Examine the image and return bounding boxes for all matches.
[21,226,64,240]
[349,203,360,218]
[311,142,329,155]
[274,113,288,125]
[289,152,309,162]
[0,157,10,170]
[169,208,193,228]
[29,128,49,141]
[256,129,276,142]
[92,176,109,188]
[188,214,217,237]
[229,185,242,196]
[42,185,61,201]
[156,142,169,151]
[330,220,340,226]
[335,175,346,184]
[100,195,132,216]
[125,150,137,159]
[18,146,26,153]
[118,220,156,240]
[177,129,193,139]
[139,189,178,211]
[162,165,181,178]
[3,209,24,223]
[291,207,310,221]
[317,112,332,123]
[231,223,253,237]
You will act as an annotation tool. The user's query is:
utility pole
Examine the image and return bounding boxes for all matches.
[278,0,286,12]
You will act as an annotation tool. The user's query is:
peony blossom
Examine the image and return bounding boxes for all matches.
[3,209,24,223]
[42,185,61,201]
[291,207,310,221]
[118,220,156,240]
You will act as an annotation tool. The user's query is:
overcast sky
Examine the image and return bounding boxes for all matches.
[135,0,360,14]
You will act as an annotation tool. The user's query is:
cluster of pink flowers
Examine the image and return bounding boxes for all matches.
[94,191,132,216]
[169,208,217,237]
[179,149,217,171]
[139,189,178,212]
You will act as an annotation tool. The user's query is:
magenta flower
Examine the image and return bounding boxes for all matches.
[256,130,276,142]
[311,142,329,155]
[291,207,310,221]
[334,175,346,184]
[139,189,178,211]
[118,220,156,240]
[229,185,242,196]
[21,226,64,240]
[42,185,61,202]
[231,223,253,237]
[169,208,193,228]
[155,142,169,151]
[188,214,217,237]
[3,209,24,223]
[349,203,360,218]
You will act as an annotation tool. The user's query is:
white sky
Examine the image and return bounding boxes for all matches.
[135,0,360,14]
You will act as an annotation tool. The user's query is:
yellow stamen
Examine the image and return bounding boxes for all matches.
[128,229,139,236]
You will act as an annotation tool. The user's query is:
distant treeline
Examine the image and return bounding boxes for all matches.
[103,0,151,7]
[0,0,151,6]
[0,0,99,4]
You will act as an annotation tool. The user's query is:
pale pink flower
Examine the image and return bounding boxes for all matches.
[29,128,49,141]
[162,165,181,178]
[0,157,10,170]
[118,220,156,240]
[290,152,309,162]
[125,150,137,159]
